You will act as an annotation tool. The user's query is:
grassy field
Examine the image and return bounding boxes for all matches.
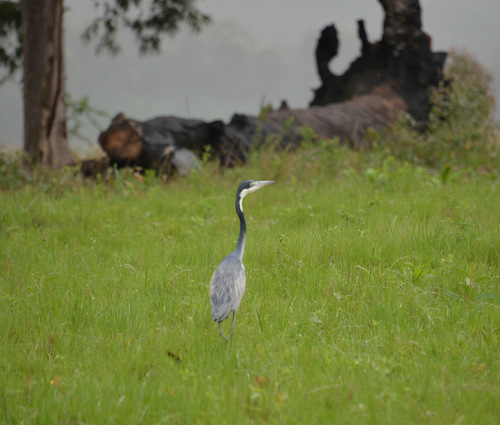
[1,147,499,424]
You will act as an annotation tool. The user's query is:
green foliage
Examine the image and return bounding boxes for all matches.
[0,0,22,83]
[0,0,211,83]
[0,149,93,192]
[0,149,31,189]
[82,0,211,55]
[65,93,109,146]
[372,52,499,171]
[1,146,499,424]
[1,44,499,425]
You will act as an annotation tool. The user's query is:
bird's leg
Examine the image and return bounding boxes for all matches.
[230,311,237,341]
[218,322,228,341]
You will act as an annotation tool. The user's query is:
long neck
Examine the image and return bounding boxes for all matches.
[233,195,246,260]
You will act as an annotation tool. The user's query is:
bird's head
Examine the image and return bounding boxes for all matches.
[236,180,275,210]
[238,180,274,197]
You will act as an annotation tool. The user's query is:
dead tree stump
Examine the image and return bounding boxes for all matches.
[312,0,447,124]
[94,0,447,173]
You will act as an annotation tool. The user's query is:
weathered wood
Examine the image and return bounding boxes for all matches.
[95,0,447,175]
[311,0,447,123]
[98,112,232,171]
[80,156,110,179]
[226,84,406,151]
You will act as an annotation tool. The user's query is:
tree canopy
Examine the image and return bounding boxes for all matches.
[0,0,22,82]
[0,0,211,81]
[81,0,211,55]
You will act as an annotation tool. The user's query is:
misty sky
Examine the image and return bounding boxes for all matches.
[1,0,499,151]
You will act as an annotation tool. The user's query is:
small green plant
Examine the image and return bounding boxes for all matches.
[0,150,31,190]
[65,93,109,147]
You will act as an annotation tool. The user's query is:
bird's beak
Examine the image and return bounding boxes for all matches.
[253,180,275,188]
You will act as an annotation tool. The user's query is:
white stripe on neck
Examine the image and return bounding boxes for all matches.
[238,186,260,212]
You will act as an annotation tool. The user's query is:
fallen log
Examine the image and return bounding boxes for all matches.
[97,84,405,174]
[97,112,229,173]
[224,84,406,151]
[94,0,446,175]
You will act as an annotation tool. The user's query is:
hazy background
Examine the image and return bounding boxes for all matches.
[1,0,499,152]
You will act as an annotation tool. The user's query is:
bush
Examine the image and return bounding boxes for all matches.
[0,150,32,190]
[374,51,499,171]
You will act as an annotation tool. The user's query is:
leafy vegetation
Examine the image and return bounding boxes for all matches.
[0,53,499,424]
[0,0,22,83]
[65,93,109,148]
[81,0,211,55]
[370,52,498,172]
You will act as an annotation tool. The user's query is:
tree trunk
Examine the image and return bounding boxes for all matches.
[22,0,73,168]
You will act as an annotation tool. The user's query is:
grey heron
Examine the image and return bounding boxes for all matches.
[209,180,275,341]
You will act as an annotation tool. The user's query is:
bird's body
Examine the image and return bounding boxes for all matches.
[209,180,274,341]
[210,253,245,323]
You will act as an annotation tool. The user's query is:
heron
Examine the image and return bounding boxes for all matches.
[209,180,275,341]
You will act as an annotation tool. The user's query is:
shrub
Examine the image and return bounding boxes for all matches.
[375,51,499,171]
[0,150,32,190]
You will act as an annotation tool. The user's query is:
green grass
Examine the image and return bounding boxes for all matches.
[1,149,499,424]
